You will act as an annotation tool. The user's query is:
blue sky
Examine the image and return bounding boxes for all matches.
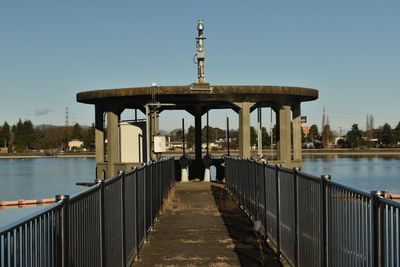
[0,1,399,133]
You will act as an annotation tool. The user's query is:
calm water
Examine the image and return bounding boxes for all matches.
[302,155,400,194]
[0,157,95,226]
[1,155,400,226]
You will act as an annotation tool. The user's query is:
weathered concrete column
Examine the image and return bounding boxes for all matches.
[194,109,202,178]
[292,103,302,162]
[274,107,280,158]
[278,105,292,164]
[234,102,254,158]
[95,106,104,160]
[106,108,120,178]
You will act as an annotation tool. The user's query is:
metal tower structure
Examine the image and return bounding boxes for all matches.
[65,107,69,126]
[195,19,206,84]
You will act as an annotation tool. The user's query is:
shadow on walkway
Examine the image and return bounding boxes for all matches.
[133,182,281,267]
[210,185,281,267]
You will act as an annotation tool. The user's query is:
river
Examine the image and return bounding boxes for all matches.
[1,155,399,226]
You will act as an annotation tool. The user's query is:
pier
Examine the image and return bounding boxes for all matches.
[1,157,399,266]
[1,19,399,267]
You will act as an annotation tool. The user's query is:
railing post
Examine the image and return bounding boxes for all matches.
[275,164,281,255]
[134,169,140,261]
[320,175,331,267]
[263,162,268,239]
[120,172,126,267]
[55,194,70,267]
[144,164,148,243]
[293,168,300,267]
[371,190,385,267]
[96,178,105,267]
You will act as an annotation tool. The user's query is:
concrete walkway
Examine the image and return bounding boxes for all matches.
[133,182,282,267]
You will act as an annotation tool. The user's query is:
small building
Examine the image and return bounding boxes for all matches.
[201,142,220,149]
[0,147,8,154]
[68,140,83,151]
[169,141,185,148]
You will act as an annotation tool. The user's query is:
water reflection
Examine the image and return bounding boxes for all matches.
[0,157,95,226]
[302,155,400,194]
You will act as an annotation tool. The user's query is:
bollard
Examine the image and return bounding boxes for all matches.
[181,167,189,182]
[203,168,211,182]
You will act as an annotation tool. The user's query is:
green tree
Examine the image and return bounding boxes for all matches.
[378,123,394,147]
[0,122,10,148]
[322,124,334,148]
[185,126,195,149]
[337,138,346,148]
[22,120,35,148]
[250,126,257,146]
[13,119,25,152]
[346,124,362,148]
[83,123,95,149]
[394,122,400,144]
[308,124,320,146]
[71,123,82,140]
[168,128,183,142]
[261,127,271,148]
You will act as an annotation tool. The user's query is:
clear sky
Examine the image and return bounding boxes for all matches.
[1,0,399,134]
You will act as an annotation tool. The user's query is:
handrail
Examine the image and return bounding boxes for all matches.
[68,182,102,202]
[225,156,398,267]
[325,178,372,199]
[0,157,176,267]
[0,201,63,233]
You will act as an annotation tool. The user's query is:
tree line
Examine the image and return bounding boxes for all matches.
[0,120,95,152]
[167,125,274,149]
[303,121,400,149]
[2,118,399,153]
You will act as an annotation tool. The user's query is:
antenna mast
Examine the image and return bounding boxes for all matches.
[195,19,206,84]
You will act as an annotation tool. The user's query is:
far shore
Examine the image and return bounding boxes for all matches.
[1,148,400,159]
[0,153,95,159]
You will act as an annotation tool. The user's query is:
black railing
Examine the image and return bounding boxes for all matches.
[225,157,400,267]
[0,157,175,267]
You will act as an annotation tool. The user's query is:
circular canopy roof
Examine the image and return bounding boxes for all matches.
[77,85,318,110]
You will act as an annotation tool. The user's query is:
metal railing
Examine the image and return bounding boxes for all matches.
[225,157,400,267]
[0,157,175,267]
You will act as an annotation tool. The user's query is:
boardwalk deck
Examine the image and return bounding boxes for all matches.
[133,182,281,267]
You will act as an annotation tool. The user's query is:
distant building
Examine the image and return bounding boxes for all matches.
[0,147,8,154]
[68,140,83,151]
[201,142,220,149]
[168,141,185,148]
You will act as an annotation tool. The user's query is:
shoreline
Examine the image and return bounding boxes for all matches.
[1,149,400,159]
[0,154,95,159]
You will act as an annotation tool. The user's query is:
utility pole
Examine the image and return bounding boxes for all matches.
[257,107,262,157]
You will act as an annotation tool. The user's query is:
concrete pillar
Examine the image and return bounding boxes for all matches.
[292,103,302,162]
[235,102,254,158]
[95,106,104,163]
[107,109,120,178]
[194,110,202,178]
[274,108,280,158]
[278,105,292,164]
